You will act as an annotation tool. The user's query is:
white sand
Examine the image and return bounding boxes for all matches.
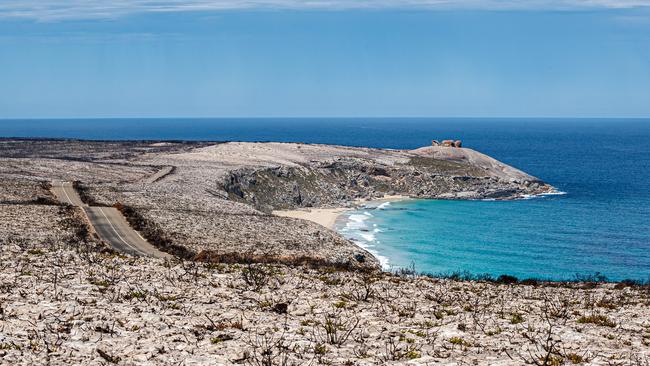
[273,195,410,229]
[273,207,350,229]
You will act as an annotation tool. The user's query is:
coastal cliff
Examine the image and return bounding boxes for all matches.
[221,143,553,213]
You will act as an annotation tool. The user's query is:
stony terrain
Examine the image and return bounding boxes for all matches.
[0,203,649,365]
[0,178,54,204]
[215,142,553,212]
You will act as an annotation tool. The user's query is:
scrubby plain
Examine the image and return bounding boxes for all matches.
[1,139,648,365]
[1,204,649,365]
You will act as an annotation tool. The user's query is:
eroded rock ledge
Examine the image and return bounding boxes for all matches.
[221,144,553,213]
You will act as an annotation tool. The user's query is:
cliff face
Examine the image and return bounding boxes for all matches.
[221,144,553,213]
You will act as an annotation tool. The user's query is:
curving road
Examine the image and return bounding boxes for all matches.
[51,181,86,206]
[51,181,170,258]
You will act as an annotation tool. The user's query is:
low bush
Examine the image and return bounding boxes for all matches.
[72,181,103,206]
[496,274,519,284]
[241,263,272,292]
[193,250,372,272]
[577,314,616,328]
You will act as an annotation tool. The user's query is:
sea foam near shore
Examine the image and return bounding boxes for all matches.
[482,189,568,201]
[337,203,393,269]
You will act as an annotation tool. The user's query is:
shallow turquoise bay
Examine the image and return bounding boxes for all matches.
[338,195,650,281]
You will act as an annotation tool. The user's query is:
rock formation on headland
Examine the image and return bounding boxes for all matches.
[432,139,462,148]
[220,141,552,212]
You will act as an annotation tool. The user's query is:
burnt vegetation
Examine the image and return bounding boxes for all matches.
[1,225,649,364]
[112,202,195,259]
[72,181,104,206]
[193,250,373,272]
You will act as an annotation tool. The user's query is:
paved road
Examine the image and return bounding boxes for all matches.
[85,207,170,257]
[51,181,86,206]
[144,166,174,184]
[51,182,170,258]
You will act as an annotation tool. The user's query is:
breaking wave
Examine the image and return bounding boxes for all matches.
[339,212,390,269]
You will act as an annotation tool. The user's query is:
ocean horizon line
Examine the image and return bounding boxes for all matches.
[1,116,650,121]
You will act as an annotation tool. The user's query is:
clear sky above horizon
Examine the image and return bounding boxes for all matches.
[1,1,649,118]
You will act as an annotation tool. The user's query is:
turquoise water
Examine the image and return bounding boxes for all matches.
[336,118,650,281]
[2,118,649,281]
[337,196,650,281]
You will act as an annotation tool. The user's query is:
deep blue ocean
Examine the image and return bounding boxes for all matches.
[2,118,649,281]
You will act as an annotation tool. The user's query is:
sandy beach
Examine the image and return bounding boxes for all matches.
[273,194,410,229]
[273,207,350,229]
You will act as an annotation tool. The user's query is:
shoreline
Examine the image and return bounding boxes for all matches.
[274,191,573,274]
[273,194,410,230]
[274,195,410,270]
[271,188,564,230]
[272,207,351,229]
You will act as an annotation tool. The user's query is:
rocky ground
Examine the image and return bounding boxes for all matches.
[0,203,649,365]
[3,139,645,365]
[0,178,54,204]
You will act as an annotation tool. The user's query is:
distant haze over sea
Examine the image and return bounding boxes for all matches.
[3,118,649,281]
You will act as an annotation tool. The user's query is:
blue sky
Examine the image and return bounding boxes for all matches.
[0,1,649,118]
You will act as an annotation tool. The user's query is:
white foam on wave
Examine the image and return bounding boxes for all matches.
[521,190,568,200]
[352,239,390,269]
[482,190,568,201]
[340,212,391,270]
[377,201,391,210]
[541,190,567,196]
[360,232,375,242]
[343,214,370,231]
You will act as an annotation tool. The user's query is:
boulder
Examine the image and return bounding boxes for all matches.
[453,140,462,148]
[441,140,454,147]
[431,140,440,146]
